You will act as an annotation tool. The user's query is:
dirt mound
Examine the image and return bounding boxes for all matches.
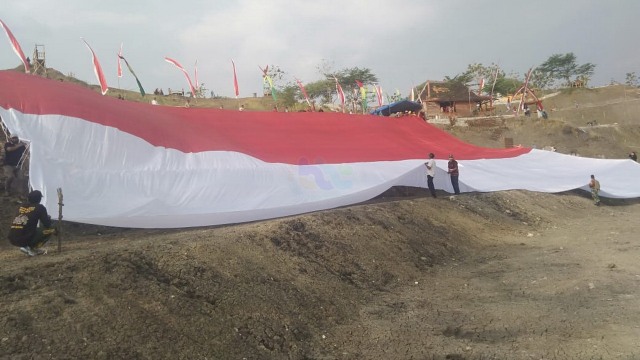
[3,190,639,359]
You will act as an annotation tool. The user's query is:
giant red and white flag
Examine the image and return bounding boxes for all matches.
[0,19,30,73]
[1,71,640,229]
[164,57,197,98]
[81,38,108,95]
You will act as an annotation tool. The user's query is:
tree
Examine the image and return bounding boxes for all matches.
[302,62,379,108]
[444,63,522,97]
[531,68,554,90]
[625,72,638,87]
[277,84,300,108]
[304,79,334,104]
[261,65,288,97]
[536,53,596,88]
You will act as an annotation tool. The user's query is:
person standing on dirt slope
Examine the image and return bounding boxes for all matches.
[589,174,601,206]
[3,135,26,197]
[447,154,460,195]
[425,153,437,198]
[629,151,637,162]
[7,190,57,256]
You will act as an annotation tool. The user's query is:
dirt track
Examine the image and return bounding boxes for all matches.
[1,190,640,359]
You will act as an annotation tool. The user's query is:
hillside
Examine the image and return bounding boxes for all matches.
[1,69,640,359]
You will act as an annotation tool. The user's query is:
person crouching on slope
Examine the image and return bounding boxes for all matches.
[588,174,601,206]
[8,190,57,256]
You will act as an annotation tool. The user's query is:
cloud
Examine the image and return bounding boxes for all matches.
[1,0,639,97]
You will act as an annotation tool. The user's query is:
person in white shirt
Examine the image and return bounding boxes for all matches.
[425,153,437,198]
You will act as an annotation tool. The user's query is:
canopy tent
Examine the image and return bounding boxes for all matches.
[1,70,640,229]
[370,100,423,116]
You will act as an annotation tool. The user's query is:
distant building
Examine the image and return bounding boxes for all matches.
[420,81,492,117]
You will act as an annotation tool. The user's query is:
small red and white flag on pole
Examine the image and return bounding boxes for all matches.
[165,57,197,98]
[375,84,383,107]
[478,78,485,94]
[117,43,123,78]
[81,38,108,95]
[194,60,199,89]
[231,60,239,98]
[334,77,345,112]
[296,79,311,106]
[0,19,30,73]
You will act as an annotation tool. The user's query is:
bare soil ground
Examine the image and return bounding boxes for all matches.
[1,79,640,359]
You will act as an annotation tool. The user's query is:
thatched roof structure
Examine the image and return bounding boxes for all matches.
[420,81,492,103]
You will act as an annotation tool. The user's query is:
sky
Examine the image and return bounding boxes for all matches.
[1,0,639,99]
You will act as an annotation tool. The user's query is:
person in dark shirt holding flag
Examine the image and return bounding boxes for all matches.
[447,154,460,195]
[8,190,56,256]
[3,135,26,196]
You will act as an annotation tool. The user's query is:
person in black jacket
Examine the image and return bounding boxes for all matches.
[3,135,26,196]
[8,190,56,256]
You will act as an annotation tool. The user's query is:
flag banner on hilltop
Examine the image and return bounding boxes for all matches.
[117,43,123,78]
[375,84,383,107]
[164,57,197,98]
[0,19,30,73]
[334,77,345,112]
[355,80,367,112]
[296,79,311,106]
[118,55,145,97]
[2,71,640,228]
[263,75,276,101]
[194,60,199,90]
[81,38,108,95]
[259,65,277,101]
[231,60,240,97]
